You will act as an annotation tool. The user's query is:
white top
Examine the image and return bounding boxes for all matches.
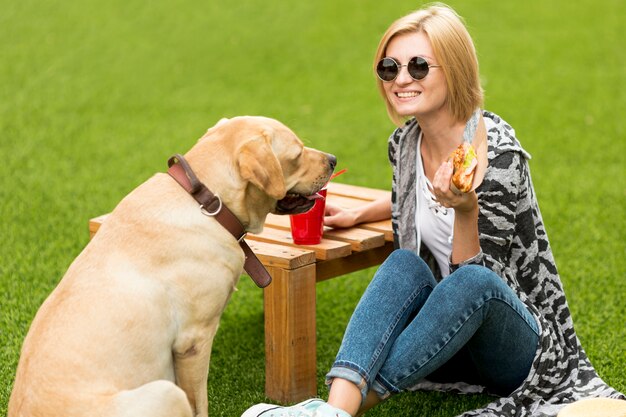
[415,132,455,277]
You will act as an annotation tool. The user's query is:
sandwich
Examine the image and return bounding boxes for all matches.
[450,142,478,194]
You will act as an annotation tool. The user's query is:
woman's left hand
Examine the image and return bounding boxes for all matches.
[431,160,478,213]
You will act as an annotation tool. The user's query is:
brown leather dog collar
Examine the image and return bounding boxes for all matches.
[167,154,271,288]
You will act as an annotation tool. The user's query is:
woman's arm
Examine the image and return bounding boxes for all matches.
[323,196,391,229]
[432,160,481,264]
[451,193,481,265]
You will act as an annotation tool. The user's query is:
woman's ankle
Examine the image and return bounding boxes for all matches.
[327,378,363,416]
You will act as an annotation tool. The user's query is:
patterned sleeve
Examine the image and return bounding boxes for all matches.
[387,127,401,166]
[476,150,524,276]
[387,126,404,248]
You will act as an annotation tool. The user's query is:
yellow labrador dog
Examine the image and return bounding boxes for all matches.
[8,116,336,417]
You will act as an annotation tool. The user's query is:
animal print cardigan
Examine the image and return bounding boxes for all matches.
[387,110,624,416]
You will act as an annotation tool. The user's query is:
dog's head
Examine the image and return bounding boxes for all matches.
[185,116,336,233]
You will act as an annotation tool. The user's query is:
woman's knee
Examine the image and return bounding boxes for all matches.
[375,249,436,289]
[385,249,420,265]
[443,264,504,297]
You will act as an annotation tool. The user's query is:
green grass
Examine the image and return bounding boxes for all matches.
[1,0,624,415]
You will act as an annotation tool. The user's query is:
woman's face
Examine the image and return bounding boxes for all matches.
[382,31,448,120]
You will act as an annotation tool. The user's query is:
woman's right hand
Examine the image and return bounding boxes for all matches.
[324,203,359,228]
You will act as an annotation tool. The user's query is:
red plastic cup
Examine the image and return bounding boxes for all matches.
[289,189,327,245]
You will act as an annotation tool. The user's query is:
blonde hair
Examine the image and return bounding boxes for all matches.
[374,3,483,126]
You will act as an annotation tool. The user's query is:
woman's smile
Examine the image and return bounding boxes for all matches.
[396,91,421,99]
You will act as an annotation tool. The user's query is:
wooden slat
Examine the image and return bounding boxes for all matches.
[246,240,316,270]
[247,226,351,261]
[327,182,391,201]
[357,219,394,242]
[264,206,389,250]
[322,227,384,252]
[325,195,372,210]
[262,214,384,252]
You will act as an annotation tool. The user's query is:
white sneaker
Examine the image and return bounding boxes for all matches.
[241,398,351,417]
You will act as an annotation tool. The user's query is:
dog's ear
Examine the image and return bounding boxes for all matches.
[199,118,231,142]
[237,134,287,200]
[211,118,230,131]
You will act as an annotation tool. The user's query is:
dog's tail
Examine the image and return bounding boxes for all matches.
[102,380,193,417]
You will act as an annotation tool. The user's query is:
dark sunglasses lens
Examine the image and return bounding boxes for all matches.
[408,57,429,80]
[377,58,399,81]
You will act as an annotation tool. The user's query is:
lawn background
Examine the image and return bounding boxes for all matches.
[0,0,624,416]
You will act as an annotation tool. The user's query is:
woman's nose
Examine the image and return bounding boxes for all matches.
[395,65,413,84]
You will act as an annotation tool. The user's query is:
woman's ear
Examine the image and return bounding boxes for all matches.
[237,133,287,200]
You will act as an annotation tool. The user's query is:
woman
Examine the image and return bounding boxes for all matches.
[243,4,624,417]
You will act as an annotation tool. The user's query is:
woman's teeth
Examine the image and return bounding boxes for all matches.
[397,91,419,98]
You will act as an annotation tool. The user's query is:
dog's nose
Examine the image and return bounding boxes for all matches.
[327,153,337,171]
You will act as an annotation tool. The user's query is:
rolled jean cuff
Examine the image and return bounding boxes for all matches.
[325,362,370,403]
[370,376,395,400]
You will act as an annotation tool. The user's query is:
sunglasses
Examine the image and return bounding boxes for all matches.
[376,56,441,82]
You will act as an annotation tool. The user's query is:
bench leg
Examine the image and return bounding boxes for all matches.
[263,264,317,403]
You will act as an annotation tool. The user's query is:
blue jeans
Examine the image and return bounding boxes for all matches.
[326,249,539,402]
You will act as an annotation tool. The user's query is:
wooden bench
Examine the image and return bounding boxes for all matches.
[89,182,394,404]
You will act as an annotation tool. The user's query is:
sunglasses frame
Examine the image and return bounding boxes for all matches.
[376,56,441,82]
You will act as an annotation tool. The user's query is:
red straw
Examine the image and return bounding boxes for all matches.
[329,168,347,182]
